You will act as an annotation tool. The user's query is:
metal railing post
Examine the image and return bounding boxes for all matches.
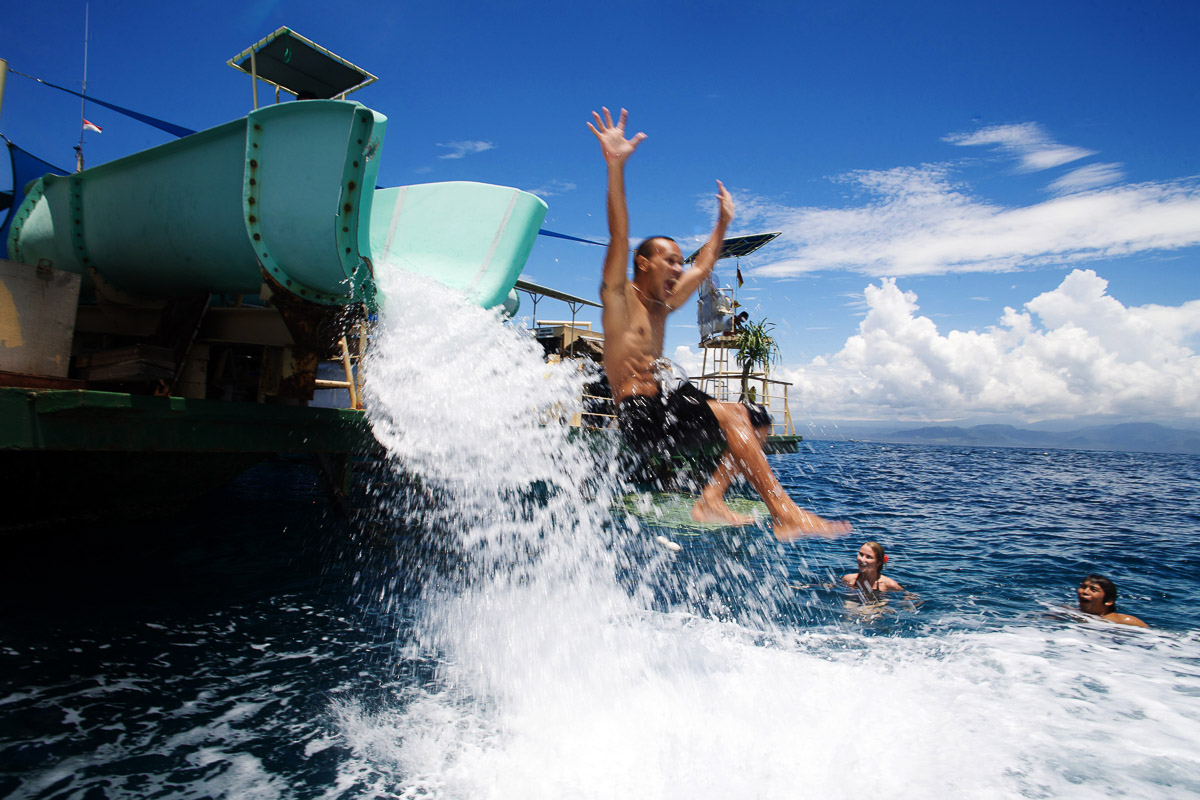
[250,50,259,109]
[0,59,8,126]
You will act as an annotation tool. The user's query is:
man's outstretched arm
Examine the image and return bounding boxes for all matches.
[668,180,734,311]
[588,107,646,301]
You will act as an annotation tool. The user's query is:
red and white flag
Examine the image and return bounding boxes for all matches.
[82,119,102,134]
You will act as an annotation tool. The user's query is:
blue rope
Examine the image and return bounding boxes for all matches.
[15,71,196,138]
[537,228,605,246]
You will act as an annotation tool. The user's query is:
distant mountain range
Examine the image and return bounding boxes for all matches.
[860,422,1200,455]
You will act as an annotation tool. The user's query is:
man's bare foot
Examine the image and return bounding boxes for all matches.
[690,498,756,526]
[772,511,852,541]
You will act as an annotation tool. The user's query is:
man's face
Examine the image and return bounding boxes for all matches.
[1077,581,1111,615]
[636,239,685,301]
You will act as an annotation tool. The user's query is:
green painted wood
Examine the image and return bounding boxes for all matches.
[0,387,375,454]
[764,434,802,454]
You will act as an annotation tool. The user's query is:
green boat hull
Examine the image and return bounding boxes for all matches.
[0,387,372,453]
[0,386,378,531]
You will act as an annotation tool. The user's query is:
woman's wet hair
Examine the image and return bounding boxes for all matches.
[1082,574,1118,608]
[863,541,887,571]
[633,236,677,271]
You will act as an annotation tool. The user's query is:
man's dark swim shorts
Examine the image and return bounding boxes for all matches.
[616,380,772,455]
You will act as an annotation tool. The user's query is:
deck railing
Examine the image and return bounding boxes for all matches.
[694,370,795,436]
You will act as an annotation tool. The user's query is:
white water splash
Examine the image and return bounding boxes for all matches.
[360,271,625,581]
[349,271,1200,799]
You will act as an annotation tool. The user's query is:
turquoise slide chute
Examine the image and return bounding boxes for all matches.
[6,100,547,310]
[369,182,546,310]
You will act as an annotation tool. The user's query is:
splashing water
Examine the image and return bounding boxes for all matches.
[345,271,1200,799]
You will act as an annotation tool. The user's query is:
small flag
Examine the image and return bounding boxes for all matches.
[736,265,744,288]
[83,119,102,134]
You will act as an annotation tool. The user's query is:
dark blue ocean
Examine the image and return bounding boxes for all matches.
[3,441,1199,799]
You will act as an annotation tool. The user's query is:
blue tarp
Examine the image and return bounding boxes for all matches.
[1,137,70,260]
[21,75,196,139]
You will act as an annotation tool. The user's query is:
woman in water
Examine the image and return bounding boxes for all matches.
[843,541,903,594]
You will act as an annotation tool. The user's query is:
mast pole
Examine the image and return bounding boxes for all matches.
[733,256,739,321]
[76,2,88,171]
[0,58,8,126]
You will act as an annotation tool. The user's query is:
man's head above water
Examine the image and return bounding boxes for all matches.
[1077,574,1118,615]
[632,236,684,304]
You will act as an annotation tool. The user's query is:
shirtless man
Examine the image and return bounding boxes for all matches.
[1077,574,1149,628]
[588,106,850,540]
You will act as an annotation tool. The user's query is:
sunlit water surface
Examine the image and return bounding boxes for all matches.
[2,276,1198,799]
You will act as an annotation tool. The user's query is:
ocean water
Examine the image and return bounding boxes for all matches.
[3,279,1199,798]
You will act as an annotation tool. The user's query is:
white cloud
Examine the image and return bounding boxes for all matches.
[527,179,577,198]
[1049,162,1125,194]
[436,140,495,159]
[736,122,1200,280]
[781,270,1200,421]
[743,167,1200,278]
[944,122,1094,172]
[672,344,704,377]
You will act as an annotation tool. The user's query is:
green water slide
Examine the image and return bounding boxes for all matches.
[6,100,546,310]
[369,182,546,310]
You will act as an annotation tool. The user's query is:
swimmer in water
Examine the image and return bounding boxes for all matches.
[842,541,903,594]
[588,106,850,540]
[1077,574,1148,628]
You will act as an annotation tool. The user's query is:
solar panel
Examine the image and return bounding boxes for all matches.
[228,28,378,99]
[684,231,781,264]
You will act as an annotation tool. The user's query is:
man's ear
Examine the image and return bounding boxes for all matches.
[633,254,646,273]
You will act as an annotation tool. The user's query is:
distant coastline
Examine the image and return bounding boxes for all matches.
[817,422,1200,456]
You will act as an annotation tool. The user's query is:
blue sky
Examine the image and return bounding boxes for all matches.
[4,0,1199,424]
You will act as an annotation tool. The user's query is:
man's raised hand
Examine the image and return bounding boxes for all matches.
[715,179,735,225]
[588,107,647,164]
